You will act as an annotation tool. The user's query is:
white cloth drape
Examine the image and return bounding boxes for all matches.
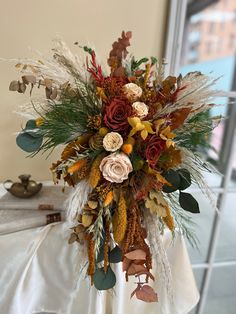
[0,223,199,314]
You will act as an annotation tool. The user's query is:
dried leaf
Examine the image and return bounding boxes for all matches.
[122,257,132,271]
[125,249,146,260]
[127,263,147,275]
[9,80,19,91]
[73,224,85,234]
[68,233,77,244]
[15,63,22,68]
[45,87,52,98]
[18,82,26,93]
[22,75,36,85]
[44,78,53,88]
[136,285,158,302]
[50,87,57,100]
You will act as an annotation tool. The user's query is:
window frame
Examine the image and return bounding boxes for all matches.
[164,1,236,313]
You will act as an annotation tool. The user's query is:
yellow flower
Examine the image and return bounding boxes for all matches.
[128,117,155,140]
[35,117,44,127]
[160,126,176,148]
[154,118,166,134]
[96,87,107,101]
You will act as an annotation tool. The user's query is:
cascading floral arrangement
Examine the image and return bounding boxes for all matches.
[9,31,221,302]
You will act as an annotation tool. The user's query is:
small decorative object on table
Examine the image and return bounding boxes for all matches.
[9,31,221,303]
[4,174,42,198]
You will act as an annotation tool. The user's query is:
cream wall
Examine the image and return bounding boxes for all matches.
[0,0,168,182]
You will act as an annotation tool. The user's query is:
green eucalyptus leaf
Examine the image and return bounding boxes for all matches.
[25,119,37,130]
[178,169,191,190]
[109,246,122,263]
[16,132,43,153]
[93,266,116,290]
[162,169,180,193]
[24,129,42,138]
[179,192,200,214]
[151,56,158,65]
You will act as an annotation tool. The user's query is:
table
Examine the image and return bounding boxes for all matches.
[0,185,199,314]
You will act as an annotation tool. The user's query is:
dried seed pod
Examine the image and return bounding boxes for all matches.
[89,133,103,150]
[88,200,98,209]
[82,214,93,227]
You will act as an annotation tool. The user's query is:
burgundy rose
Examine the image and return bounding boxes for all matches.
[104,98,132,133]
[145,136,166,167]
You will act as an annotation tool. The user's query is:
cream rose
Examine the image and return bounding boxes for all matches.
[123,83,142,101]
[103,132,123,152]
[100,152,133,183]
[132,101,149,119]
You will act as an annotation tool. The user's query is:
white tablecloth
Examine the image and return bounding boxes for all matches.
[0,222,199,314]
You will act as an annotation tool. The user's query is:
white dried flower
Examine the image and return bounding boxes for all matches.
[132,101,149,119]
[103,132,123,152]
[100,152,133,183]
[123,83,142,101]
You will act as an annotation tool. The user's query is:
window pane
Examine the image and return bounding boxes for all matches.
[186,192,216,264]
[205,266,236,314]
[215,192,236,262]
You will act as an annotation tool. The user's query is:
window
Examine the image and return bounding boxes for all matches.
[165,1,236,313]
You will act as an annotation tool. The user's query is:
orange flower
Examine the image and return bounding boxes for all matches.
[67,159,87,174]
[104,190,113,207]
[121,143,133,155]
[35,117,44,127]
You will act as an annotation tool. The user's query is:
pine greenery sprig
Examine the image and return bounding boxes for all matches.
[38,80,102,152]
[175,111,221,152]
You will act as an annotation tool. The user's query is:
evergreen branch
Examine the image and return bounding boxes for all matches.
[37,80,101,152]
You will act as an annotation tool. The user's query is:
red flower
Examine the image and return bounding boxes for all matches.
[144,136,166,167]
[104,98,132,133]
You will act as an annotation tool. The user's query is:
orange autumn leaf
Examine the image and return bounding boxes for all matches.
[122,257,132,272]
[127,263,147,276]
[135,285,158,303]
[159,147,182,170]
[125,249,146,260]
[170,108,191,130]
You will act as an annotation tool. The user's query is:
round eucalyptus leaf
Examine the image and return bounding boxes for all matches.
[162,169,180,193]
[16,132,43,153]
[93,266,116,290]
[24,129,42,138]
[178,169,191,190]
[109,246,122,263]
[25,119,37,130]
